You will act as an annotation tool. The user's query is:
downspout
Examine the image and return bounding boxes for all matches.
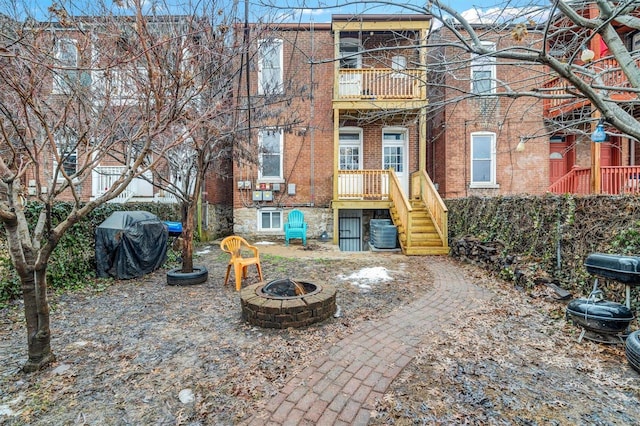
[464,120,469,197]
[310,20,315,206]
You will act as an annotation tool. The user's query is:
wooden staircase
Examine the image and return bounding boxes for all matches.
[390,199,449,256]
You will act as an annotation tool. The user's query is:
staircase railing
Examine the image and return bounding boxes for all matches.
[411,170,448,247]
[388,171,413,248]
[547,166,590,194]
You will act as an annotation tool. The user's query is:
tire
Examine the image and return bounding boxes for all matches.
[166,266,208,286]
[625,330,640,374]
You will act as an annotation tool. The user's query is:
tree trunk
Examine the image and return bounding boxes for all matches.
[181,201,195,273]
[21,266,55,372]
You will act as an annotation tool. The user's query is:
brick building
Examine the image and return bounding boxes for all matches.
[1,16,234,237]
[427,24,550,199]
[233,15,449,254]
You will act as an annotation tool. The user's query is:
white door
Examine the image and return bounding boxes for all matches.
[339,38,362,97]
[339,130,363,198]
[383,129,408,196]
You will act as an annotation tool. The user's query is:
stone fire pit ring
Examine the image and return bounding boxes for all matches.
[240,280,337,329]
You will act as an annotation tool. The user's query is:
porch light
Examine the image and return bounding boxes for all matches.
[591,119,606,143]
[581,48,595,63]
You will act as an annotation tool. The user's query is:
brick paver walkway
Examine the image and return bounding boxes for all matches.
[245,256,492,426]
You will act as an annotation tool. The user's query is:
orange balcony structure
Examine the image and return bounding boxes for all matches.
[543,3,640,195]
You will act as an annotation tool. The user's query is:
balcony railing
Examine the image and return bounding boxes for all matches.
[547,166,640,195]
[542,56,639,116]
[92,166,131,202]
[91,166,177,203]
[337,169,390,200]
[336,69,423,101]
[602,166,640,194]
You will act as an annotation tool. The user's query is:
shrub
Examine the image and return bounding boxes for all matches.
[0,202,180,306]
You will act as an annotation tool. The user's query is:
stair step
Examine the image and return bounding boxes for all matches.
[390,197,448,256]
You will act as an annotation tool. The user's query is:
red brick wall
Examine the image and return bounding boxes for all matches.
[233,25,335,209]
[428,27,550,198]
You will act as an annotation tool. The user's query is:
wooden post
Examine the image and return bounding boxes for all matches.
[591,110,601,194]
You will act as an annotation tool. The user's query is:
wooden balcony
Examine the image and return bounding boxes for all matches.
[547,166,640,195]
[332,169,392,209]
[542,57,639,118]
[91,166,177,203]
[333,68,426,109]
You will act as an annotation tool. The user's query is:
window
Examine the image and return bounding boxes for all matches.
[470,132,497,187]
[54,128,78,180]
[258,38,283,95]
[53,38,79,94]
[471,42,496,95]
[383,131,406,173]
[339,130,362,170]
[259,209,282,231]
[391,55,407,78]
[94,67,145,105]
[339,38,362,69]
[259,128,283,180]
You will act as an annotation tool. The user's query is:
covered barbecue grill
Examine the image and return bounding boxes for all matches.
[95,211,168,279]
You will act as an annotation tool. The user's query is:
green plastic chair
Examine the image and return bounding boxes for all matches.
[284,209,307,246]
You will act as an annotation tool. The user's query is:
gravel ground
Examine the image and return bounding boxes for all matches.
[1,241,639,425]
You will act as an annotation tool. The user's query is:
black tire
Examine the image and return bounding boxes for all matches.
[166,266,208,286]
[625,330,640,374]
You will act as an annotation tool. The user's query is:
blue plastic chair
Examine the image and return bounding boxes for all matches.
[284,209,307,246]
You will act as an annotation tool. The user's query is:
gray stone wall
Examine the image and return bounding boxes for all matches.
[233,207,333,242]
[205,203,233,239]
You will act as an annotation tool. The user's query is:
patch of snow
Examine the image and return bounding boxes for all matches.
[254,241,276,245]
[338,267,392,291]
[0,404,15,416]
[334,304,342,318]
[52,364,71,375]
[340,266,392,282]
[178,389,195,404]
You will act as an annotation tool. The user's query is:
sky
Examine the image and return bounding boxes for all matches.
[18,0,502,23]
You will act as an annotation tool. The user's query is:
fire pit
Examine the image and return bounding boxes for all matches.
[240,278,337,329]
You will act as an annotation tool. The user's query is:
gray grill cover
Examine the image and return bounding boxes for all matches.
[95,211,168,279]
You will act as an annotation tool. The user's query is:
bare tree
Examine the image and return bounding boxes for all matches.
[0,0,309,371]
[425,1,640,141]
[267,1,640,140]
[0,4,182,372]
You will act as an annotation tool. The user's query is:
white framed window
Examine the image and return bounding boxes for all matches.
[54,128,78,180]
[258,209,283,231]
[53,38,79,94]
[470,132,498,187]
[471,42,496,95]
[391,55,407,78]
[258,128,283,180]
[339,129,362,170]
[258,38,283,95]
[93,67,146,105]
